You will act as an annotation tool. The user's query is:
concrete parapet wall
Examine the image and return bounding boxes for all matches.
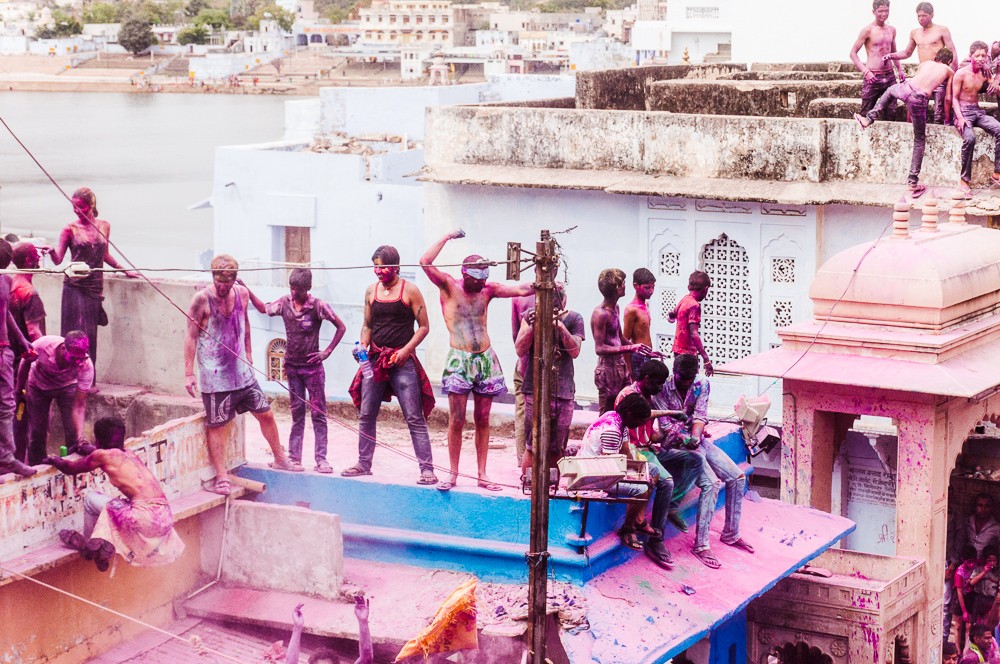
[222,501,343,599]
[34,273,200,397]
[575,63,748,111]
[425,105,999,187]
[646,79,863,118]
[0,412,242,561]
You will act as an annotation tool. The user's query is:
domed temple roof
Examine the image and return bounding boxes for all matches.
[720,201,1000,398]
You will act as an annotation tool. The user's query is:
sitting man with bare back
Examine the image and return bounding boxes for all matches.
[856,47,955,197]
[184,254,295,496]
[954,42,1000,196]
[47,416,184,571]
[850,0,904,120]
[420,231,534,492]
[883,2,957,123]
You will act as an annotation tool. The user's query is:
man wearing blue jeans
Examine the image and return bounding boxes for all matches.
[344,245,438,484]
[653,354,753,569]
[954,41,1000,197]
[856,47,955,198]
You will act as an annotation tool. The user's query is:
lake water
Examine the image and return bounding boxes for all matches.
[1,91,289,269]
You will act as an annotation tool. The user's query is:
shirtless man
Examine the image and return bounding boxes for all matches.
[953,42,1000,196]
[850,0,904,119]
[592,268,650,414]
[420,231,533,491]
[883,2,957,123]
[46,416,184,571]
[184,254,294,496]
[856,48,955,197]
[623,268,656,377]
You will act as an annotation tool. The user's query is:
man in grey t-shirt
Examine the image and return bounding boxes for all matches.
[514,284,585,478]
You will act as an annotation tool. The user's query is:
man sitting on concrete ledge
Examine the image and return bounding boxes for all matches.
[46,416,185,572]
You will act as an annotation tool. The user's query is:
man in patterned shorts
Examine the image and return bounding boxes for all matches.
[421,231,533,491]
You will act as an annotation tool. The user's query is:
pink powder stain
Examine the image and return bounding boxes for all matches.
[860,622,880,662]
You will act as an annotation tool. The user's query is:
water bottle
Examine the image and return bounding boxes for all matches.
[355,342,373,379]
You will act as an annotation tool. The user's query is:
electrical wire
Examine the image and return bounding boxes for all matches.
[1,114,522,490]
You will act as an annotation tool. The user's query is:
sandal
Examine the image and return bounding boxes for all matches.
[618,529,642,551]
[417,471,439,485]
[908,183,927,199]
[437,481,455,492]
[269,459,304,472]
[667,510,689,533]
[208,477,232,496]
[340,464,373,477]
[314,460,334,474]
[634,520,663,539]
[693,548,722,569]
[477,480,503,492]
[644,540,673,569]
[724,537,755,554]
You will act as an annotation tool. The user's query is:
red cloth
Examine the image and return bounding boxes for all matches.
[672,293,701,356]
[349,343,436,419]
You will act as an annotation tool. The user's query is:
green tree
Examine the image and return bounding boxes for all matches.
[117,15,157,53]
[246,4,293,31]
[321,6,349,23]
[51,9,83,35]
[194,7,232,29]
[184,0,210,18]
[82,2,118,23]
[177,24,209,44]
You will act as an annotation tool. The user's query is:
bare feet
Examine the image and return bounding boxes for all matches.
[854,113,872,129]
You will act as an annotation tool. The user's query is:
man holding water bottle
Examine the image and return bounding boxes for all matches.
[344,245,439,485]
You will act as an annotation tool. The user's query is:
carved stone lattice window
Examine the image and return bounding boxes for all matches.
[660,287,678,320]
[659,249,680,277]
[701,234,752,362]
[771,257,796,283]
[773,299,793,329]
[267,338,287,382]
[656,334,673,358]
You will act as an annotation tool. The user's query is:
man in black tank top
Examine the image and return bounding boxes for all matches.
[343,245,438,484]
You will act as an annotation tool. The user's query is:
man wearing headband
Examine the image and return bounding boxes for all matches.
[17,331,91,469]
[420,231,534,492]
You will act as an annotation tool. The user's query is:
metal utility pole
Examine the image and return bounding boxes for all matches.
[527,229,558,664]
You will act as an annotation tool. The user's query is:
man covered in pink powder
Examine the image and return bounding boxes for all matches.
[46,416,184,572]
[184,254,296,496]
[420,231,533,492]
[668,270,714,376]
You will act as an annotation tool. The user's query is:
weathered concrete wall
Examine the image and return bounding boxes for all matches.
[0,515,207,664]
[0,412,243,561]
[222,501,343,599]
[728,71,863,81]
[427,106,823,183]
[425,105,999,188]
[34,273,199,397]
[575,63,747,111]
[646,79,862,117]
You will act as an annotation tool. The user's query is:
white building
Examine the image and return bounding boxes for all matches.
[244,19,288,54]
[211,76,575,401]
[358,0,468,49]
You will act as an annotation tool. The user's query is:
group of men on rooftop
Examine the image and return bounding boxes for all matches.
[171,229,751,571]
[850,1,1000,198]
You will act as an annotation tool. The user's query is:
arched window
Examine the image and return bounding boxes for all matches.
[267,338,287,382]
[700,233,753,362]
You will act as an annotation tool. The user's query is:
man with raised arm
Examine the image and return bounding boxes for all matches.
[592,268,650,414]
[46,416,185,571]
[850,0,904,120]
[343,245,438,485]
[953,42,1000,197]
[420,231,533,492]
[184,254,295,496]
[856,47,955,197]
[882,2,957,123]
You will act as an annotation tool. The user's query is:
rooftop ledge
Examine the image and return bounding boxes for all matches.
[424,105,1000,204]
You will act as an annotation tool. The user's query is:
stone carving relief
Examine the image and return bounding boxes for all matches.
[696,199,753,214]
